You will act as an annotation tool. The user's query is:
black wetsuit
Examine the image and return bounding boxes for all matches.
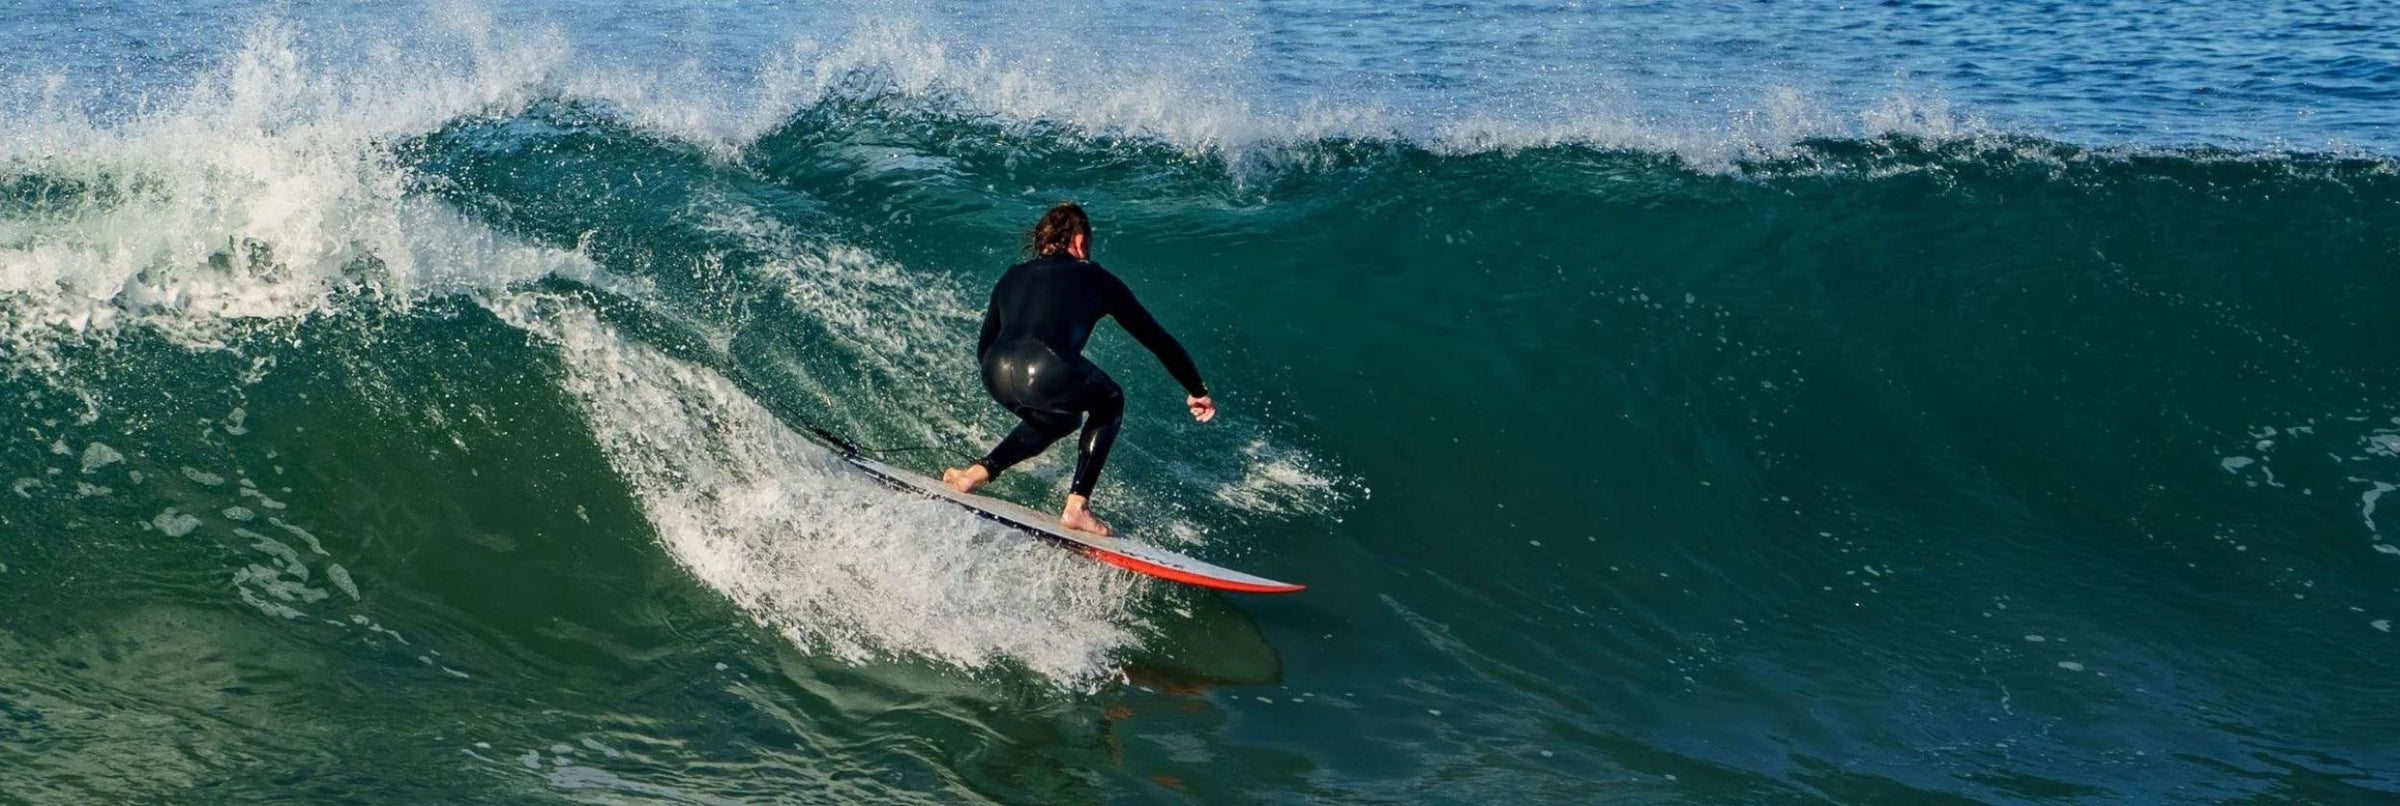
[973,253,1206,497]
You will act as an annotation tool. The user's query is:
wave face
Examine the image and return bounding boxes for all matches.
[4,4,2399,803]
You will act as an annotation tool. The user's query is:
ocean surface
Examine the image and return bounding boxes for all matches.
[4,1,2398,803]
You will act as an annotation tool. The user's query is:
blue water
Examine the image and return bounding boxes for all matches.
[4,2,2398,803]
[14,0,2400,151]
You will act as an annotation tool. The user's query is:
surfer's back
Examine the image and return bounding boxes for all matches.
[982,254,1123,359]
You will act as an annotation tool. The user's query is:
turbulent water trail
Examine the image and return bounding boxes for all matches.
[500,296,1147,683]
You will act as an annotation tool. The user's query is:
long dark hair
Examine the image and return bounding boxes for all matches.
[1024,202,1092,257]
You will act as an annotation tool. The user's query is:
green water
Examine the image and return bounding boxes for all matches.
[6,41,2400,806]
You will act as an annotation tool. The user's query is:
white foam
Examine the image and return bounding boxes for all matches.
[232,578,308,620]
[2364,481,2395,534]
[504,299,1142,685]
[79,442,124,473]
[326,563,360,601]
[152,508,203,537]
[238,528,309,581]
[2368,433,2400,457]
[712,208,985,420]
[1429,84,1990,169]
[268,517,328,555]
[1210,438,1349,521]
[742,14,1307,156]
[0,19,595,365]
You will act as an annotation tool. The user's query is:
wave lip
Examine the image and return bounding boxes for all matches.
[0,18,594,363]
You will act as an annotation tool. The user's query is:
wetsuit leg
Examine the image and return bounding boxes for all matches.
[1067,371,1124,498]
[976,340,1084,476]
[975,339,1125,496]
[978,407,1079,476]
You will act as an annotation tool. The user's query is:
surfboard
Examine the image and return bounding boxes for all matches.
[807,428,1302,594]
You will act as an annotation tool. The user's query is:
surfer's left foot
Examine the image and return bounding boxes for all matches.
[1060,494,1112,536]
[943,464,990,494]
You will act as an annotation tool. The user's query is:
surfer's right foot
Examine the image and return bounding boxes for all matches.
[1060,494,1112,536]
[943,464,990,494]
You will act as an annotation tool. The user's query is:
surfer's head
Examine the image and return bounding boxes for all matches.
[1027,202,1092,259]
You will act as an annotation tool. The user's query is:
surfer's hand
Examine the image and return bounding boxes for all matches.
[1187,394,1216,423]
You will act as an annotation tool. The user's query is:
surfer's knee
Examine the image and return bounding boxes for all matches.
[1023,408,1081,440]
[1083,377,1125,421]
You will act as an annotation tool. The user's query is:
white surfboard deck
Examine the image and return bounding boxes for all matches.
[839,453,1303,594]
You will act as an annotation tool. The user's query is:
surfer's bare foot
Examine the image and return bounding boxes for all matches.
[943,464,990,494]
[1060,494,1112,536]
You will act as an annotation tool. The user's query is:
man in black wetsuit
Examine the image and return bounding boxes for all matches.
[943,203,1215,535]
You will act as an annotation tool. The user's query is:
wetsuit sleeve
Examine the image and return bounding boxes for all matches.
[1099,269,1208,397]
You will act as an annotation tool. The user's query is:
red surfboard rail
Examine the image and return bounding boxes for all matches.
[830,448,1304,594]
[1077,547,1306,594]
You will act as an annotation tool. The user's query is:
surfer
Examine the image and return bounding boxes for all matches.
[943,202,1215,536]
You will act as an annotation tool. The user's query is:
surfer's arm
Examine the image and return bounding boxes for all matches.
[1100,272,1208,398]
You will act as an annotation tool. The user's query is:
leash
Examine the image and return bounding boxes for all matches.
[801,423,957,462]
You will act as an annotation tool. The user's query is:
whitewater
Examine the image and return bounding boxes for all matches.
[4,2,2397,803]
